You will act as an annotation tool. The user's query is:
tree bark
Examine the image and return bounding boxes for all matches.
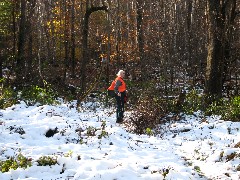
[26,0,36,84]
[222,0,237,85]
[70,0,76,77]
[186,0,193,71]
[205,0,238,101]
[12,0,18,67]
[63,0,70,82]
[205,0,225,100]
[16,0,27,86]
[136,0,144,78]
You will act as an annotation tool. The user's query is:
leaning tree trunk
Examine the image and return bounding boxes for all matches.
[80,2,108,95]
[205,1,225,101]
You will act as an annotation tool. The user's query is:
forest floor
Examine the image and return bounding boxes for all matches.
[0,99,239,180]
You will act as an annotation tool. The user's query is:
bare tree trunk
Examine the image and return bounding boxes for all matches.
[36,0,44,82]
[186,0,193,71]
[80,0,90,95]
[12,0,18,67]
[26,0,36,84]
[63,0,70,82]
[70,0,76,77]
[205,0,238,101]
[136,0,144,78]
[44,0,53,65]
[116,0,121,68]
[222,0,237,85]
[16,0,27,87]
[205,0,224,100]
[26,30,33,83]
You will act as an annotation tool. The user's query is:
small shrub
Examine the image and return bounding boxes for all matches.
[219,151,224,161]
[194,166,202,174]
[100,121,106,130]
[127,95,165,135]
[85,122,109,139]
[228,96,240,121]
[86,126,97,136]
[146,128,153,136]
[0,153,32,173]
[64,150,73,157]
[98,130,109,139]
[182,90,204,115]
[98,121,109,139]
[162,168,170,179]
[37,156,57,166]
[205,98,227,116]
[0,78,17,109]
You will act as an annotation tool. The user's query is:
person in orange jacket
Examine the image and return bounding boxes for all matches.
[108,70,127,123]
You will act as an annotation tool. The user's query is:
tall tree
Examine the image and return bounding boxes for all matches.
[80,1,108,95]
[25,0,36,84]
[70,0,76,77]
[186,0,193,70]
[0,1,10,78]
[205,0,238,100]
[63,0,70,82]
[136,0,144,76]
[16,0,27,86]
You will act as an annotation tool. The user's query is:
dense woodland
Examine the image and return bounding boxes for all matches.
[0,0,239,123]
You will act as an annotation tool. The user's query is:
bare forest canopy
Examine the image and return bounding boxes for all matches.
[0,0,239,102]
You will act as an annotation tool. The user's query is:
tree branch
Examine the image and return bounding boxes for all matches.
[85,5,108,19]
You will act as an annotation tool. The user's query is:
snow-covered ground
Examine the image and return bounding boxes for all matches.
[0,100,239,180]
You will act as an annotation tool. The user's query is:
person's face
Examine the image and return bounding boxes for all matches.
[121,71,125,78]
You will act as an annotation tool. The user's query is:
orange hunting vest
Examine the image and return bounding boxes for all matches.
[108,76,126,92]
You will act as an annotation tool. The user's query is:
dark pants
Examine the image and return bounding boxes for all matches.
[115,91,126,121]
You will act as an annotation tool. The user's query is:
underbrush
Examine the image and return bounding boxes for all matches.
[0,78,17,109]
[126,85,240,135]
[1,76,239,123]
[176,89,240,122]
[20,81,58,106]
[0,79,59,108]
[126,81,172,135]
[205,96,240,121]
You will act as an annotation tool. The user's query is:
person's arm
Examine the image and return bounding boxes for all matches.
[114,80,122,94]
